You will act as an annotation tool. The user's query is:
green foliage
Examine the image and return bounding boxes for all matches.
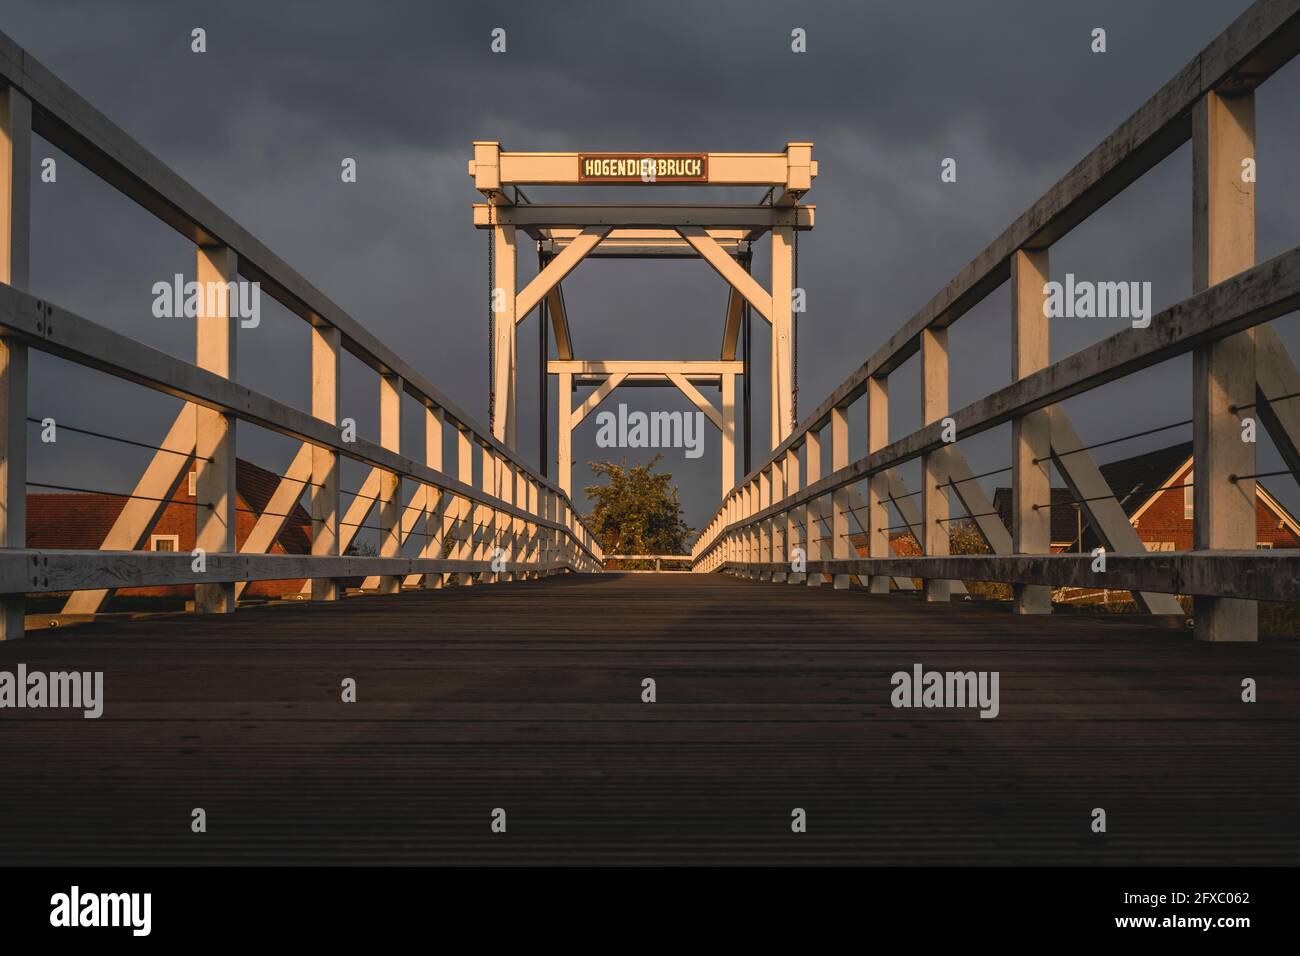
[585,456,693,564]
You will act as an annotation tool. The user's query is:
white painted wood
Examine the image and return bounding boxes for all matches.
[194,244,237,614]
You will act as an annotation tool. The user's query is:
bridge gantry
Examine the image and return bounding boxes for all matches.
[469,142,815,497]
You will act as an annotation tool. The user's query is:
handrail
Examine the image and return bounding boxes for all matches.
[689,0,1300,644]
[0,28,579,514]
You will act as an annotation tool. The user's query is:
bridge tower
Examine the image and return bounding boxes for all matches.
[469,143,816,497]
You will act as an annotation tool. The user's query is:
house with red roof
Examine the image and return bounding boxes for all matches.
[28,458,314,603]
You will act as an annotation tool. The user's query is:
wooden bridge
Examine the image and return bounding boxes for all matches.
[2,1,1300,865]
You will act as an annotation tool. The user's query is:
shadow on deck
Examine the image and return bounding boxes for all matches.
[1,573,1297,865]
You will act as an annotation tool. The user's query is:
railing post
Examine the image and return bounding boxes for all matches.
[492,220,518,445]
[831,407,850,589]
[310,322,341,601]
[378,372,403,594]
[786,446,802,583]
[1011,249,1053,614]
[758,467,771,579]
[557,368,572,495]
[194,243,237,614]
[805,426,822,587]
[500,459,515,581]
[722,370,736,495]
[480,444,497,582]
[424,403,445,589]
[0,85,30,639]
[866,375,890,593]
[456,427,475,586]
[1191,89,1257,642]
[920,328,950,602]
[771,457,787,582]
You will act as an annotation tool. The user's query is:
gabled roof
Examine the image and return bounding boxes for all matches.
[989,440,1296,549]
[27,458,312,553]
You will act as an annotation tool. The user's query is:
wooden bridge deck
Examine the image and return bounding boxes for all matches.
[1,573,1297,866]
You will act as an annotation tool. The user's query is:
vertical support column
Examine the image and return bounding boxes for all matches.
[492,223,518,447]
[785,446,802,583]
[920,327,950,602]
[456,427,475,586]
[377,372,403,594]
[758,467,771,579]
[770,226,794,449]
[525,479,540,576]
[194,244,237,614]
[310,322,341,601]
[500,459,515,581]
[1011,249,1053,614]
[866,375,891,593]
[479,444,495,580]
[1192,89,1257,642]
[0,86,30,639]
[805,427,822,587]
[557,369,573,495]
[424,404,446,588]
[721,370,736,495]
[771,456,786,582]
[831,407,850,589]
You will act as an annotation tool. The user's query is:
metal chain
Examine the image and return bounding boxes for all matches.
[487,203,495,433]
[792,219,799,428]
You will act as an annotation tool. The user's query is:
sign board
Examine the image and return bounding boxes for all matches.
[578,153,708,183]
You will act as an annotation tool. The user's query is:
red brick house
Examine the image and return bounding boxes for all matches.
[989,441,1300,553]
[28,458,313,602]
[851,441,1298,563]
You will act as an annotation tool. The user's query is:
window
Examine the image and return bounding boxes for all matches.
[1258,541,1273,549]
[188,471,197,497]
[1145,541,1175,552]
[1183,480,1193,519]
[150,534,180,552]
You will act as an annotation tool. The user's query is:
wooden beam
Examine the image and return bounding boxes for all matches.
[572,371,628,425]
[194,243,237,614]
[720,287,743,360]
[1011,248,1052,614]
[515,226,609,319]
[377,372,403,594]
[545,285,573,360]
[235,442,313,601]
[666,372,723,430]
[309,322,340,601]
[0,84,28,639]
[722,551,1300,604]
[1191,88,1257,642]
[677,226,773,323]
[920,327,950,602]
[477,205,814,231]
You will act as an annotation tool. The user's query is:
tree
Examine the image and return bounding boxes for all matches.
[585,456,693,563]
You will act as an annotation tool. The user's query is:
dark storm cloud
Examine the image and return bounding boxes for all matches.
[8,0,1298,530]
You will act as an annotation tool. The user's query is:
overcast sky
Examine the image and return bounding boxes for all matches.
[9,0,1300,539]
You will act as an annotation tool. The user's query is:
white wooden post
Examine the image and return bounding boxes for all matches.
[831,407,850,589]
[194,244,237,614]
[310,322,341,600]
[1192,89,1257,642]
[0,85,30,639]
[1012,249,1053,613]
[920,328,950,602]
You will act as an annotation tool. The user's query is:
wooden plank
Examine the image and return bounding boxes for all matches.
[2,574,1297,865]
